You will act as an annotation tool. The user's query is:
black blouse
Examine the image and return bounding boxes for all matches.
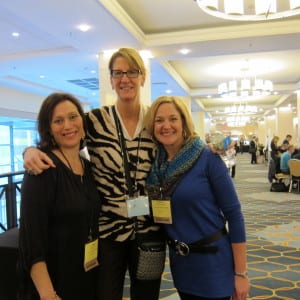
[18,152,101,300]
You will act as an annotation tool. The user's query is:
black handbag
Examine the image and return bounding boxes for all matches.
[135,231,166,280]
[270,182,288,192]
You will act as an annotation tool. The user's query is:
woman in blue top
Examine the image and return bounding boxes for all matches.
[144,96,250,300]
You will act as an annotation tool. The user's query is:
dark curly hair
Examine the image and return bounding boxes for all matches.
[36,92,86,151]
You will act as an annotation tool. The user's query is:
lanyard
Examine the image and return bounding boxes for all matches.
[112,106,141,197]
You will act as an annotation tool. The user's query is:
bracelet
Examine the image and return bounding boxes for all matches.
[234,271,248,278]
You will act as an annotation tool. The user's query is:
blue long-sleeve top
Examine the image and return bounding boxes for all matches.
[163,147,246,297]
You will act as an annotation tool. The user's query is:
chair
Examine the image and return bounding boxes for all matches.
[0,227,19,300]
[274,172,290,186]
[288,159,300,193]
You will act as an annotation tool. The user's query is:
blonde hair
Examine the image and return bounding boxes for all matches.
[144,96,198,143]
[108,48,146,75]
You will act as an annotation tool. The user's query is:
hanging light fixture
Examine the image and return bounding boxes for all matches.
[218,78,273,97]
[196,0,300,21]
[224,104,258,114]
[226,116,250,127]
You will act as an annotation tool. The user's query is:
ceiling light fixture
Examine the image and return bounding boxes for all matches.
[226,116,250,127]
[218,77,273,97]
[179,48,191,55]
[77,24,91,32]
[196,0,300,21]
[224,104,258,115]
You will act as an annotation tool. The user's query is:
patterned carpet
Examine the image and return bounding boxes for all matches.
[123,153,300,300]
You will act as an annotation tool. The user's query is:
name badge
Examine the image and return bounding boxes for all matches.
[151,199,172,224]
[84,238,99,272]
[126,196,150,218]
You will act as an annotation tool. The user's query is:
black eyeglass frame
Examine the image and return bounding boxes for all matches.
[110,69,141,78]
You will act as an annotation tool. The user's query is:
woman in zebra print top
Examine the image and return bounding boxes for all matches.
[23,48,163,300]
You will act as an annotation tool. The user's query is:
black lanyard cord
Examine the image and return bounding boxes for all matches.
[112,106,141,197]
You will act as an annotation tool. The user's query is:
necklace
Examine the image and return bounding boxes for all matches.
[58,148,84,181]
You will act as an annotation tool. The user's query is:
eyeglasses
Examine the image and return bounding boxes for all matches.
[110,69,141,79]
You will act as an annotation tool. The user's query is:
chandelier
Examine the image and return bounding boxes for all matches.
[224,104,257,114]
[196,0,300,21]
[226,116,250,127]
[218,78,273,97]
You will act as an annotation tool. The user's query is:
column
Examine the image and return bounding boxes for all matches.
[192,110,205,139]
[276,107,294,143]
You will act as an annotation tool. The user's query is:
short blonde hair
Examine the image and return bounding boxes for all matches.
[108,48,146,75]
[144,96,198,143]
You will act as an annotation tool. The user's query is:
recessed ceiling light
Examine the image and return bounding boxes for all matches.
[179,48,191,55]
[165,89,172,94]
[12,32,19,37]
[39,75,45,79]
[139,50,153,59]
[77,24,91,32]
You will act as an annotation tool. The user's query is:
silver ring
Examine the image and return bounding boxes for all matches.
[27,169,35,175]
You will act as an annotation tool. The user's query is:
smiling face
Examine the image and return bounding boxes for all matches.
[110,56,145,104]
[154,102,185,158]
[50,100,84,151]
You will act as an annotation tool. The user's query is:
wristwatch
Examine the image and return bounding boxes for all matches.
[234,271,248,278]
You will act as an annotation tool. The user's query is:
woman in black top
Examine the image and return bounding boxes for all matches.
[19,93,100,300]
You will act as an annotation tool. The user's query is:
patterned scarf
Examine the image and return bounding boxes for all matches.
[146,136,206,199]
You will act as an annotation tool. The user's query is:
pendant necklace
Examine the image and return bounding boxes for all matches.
[58,148,84,182]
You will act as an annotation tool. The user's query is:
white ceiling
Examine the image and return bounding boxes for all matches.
[1,0,300,125]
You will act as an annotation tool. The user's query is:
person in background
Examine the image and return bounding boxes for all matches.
[270,136,280,161]
[270,135,281,174]
[18,93,100,300]
[282,134,292,147]
[280,144,295,174]
[227,140,237,178]
[144,96,250,300]
[239,136,245,154]
[22,48,163,300]
[292,146,300,159]
[249,136,257,164]
[221,136,237,178]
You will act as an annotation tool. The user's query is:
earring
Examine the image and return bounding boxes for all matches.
[51,136,57,147]
[183,130,187,140]
[80,134,86,148]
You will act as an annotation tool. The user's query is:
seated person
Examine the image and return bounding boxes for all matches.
[280,145,295,174]
[292,146,300,160]
[282,134,292,146]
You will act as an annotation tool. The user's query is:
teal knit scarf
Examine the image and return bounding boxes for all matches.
[146,136,206,198]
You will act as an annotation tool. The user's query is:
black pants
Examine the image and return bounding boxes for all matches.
[251,152,257,164]
[96,238,161,300]
[179,291,231,300]
[231,165,236,178]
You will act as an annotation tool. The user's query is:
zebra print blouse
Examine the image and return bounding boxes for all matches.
[85,105,160,241]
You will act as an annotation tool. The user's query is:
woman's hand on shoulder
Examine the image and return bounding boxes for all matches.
[23,147,55,175]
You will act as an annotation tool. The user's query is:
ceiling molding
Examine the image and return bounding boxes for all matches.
[145,19,300,46]
[159,60,190,93]
[97,2,300,47]
[98,0,146,44]
[0,47,77,61]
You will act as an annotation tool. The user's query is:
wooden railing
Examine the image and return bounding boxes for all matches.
[0,171,24,232]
